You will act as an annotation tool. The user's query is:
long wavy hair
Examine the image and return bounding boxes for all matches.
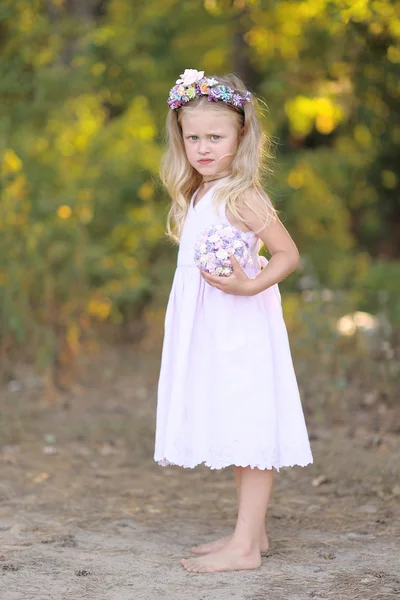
[160,73,277,244]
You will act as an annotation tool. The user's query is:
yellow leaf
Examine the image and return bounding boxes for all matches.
[57,205,72,219]
[78,206,93,224]
[66,323,80,351]
[138,182,154,201]
[354,125,372,148]
[381,170,397,189]
[288,170,305,189]
[315,114,335,134]
[2,149,22,175]
[91,62,106,76]
[87,297,112,320]
[387,45,400,64]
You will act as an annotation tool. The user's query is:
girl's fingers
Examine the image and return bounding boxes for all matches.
[201,270,243,293]
[201,273,222,285]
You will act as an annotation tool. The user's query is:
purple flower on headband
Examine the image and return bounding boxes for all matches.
[232,93,244,107]
[208,87,222,101]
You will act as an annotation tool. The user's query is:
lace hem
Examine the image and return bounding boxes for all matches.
[154,455,313,473]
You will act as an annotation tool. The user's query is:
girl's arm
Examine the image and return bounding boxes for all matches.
[249,219,300,295]
[200,188,300,296]
[238,189,300,295]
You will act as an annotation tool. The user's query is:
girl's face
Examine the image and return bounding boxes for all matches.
[180,106,241,178]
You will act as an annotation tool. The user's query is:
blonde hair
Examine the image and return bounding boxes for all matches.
[160,72,277,243]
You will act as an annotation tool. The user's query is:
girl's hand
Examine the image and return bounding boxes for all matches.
[200,255,255,296]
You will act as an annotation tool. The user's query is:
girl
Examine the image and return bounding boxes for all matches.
[154,69,314,574]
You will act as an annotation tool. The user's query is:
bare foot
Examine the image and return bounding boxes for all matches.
[181,542,262,573]
[191,532,269,554]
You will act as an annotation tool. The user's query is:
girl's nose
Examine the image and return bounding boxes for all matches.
[198,140,210,154]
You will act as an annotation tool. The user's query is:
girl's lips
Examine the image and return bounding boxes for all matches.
[198,159,213,164]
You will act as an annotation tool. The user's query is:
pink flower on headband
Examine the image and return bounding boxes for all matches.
[176,69,204,86]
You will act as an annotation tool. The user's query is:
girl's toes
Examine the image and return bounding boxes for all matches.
[181,558,190,568]
[199,566,208,573]
[192,565,201,573]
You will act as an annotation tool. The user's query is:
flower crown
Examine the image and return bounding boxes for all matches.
[167,69,251,111]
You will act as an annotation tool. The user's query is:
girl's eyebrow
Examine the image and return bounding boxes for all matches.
[184,132,224,136]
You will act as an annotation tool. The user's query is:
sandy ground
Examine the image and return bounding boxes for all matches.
[1,344,399,600]
[1,508,399,600]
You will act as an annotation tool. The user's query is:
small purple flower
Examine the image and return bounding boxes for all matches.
[208,87,222,101]
[235,246,244,258]
[243,91,251,102]
[232,94,244,107]
[168,99,180,109]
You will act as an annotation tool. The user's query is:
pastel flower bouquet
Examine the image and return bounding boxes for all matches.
[194,224,253,276]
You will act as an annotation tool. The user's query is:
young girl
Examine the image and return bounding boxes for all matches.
[154,69,314,574]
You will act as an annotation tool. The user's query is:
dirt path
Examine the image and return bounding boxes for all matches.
[1,345,399,599]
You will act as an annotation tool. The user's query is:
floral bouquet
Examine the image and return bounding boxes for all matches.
[194,224,252,276]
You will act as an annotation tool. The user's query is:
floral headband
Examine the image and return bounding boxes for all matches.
[167,69,251,111]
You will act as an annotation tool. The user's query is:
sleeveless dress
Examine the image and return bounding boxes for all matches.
[154,181,314,471]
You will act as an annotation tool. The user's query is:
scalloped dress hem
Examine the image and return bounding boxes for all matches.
[155,456,314,473]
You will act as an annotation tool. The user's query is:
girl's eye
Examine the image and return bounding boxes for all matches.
[187,135,220,141]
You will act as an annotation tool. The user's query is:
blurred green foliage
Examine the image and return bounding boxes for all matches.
[0,0,399,372]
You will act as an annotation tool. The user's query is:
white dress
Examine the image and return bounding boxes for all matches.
[154,181,314,471]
